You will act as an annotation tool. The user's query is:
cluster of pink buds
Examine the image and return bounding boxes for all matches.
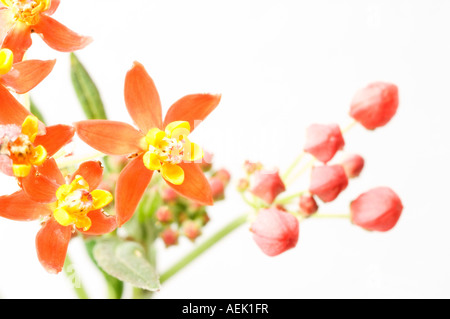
[239,82,404,257]
[137,151,231,247]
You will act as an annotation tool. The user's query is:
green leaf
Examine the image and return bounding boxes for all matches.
[29,97,46,124]
[84,238,124,299]
[70,53,108,120]
[93,238,161,292]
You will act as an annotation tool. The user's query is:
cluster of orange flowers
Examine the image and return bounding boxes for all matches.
[0,1,221,274]
[0,1,404,285]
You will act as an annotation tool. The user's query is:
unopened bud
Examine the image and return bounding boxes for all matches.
[243,160,262,175]
[209,177,225,201]
[214,168,231,185]
[350,82,399,130]
[309,165,348,203]
[299,194,318,216]
[161,187,178,202]
[236,178,249,192]
[340,153,365,178]
[199,151,214,171]
[250,169,286,204]
[304,123,345,163]
[182,220,202,241]
[160,227,179,247]
[351,187,403,232]
[156,206,173,223]
[250,208,299,257]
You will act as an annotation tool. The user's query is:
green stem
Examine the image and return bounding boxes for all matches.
[159,213,249,284]
[275,190,307,205]
[240,192,260,209]
[282,152,305,181]
[285,157,316,187]
[63,255,90,299]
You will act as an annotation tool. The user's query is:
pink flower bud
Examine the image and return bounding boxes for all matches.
[243,160,262,175]
[236,178,249,192]
[160,227,179,247]
[340,153,365,178]
[250,208,299,257]
[250,169,286,204]
[350,82,399,130]
[209,177,225,201]
[299,194,318,216]
[304,123,345,163]
[214,168,231,185]
[351,187,403,232]
[199,151,214,171]
[309,165,348,203]
[161,187,178,202]
[182,220,202,241]
[156,206,173,223]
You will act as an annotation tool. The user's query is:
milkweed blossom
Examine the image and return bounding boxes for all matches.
[0,105,74,178]
[75,61,221,226]
[0,159,116,273]
[0,0,92,62]
[0,0,406,293]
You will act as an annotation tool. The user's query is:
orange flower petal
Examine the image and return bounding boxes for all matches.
[74,120,145,156]
[0,8,15,47]
[0,59,56,94]
[2,22,32,63]
[35,157,65,185]
[21,159,63,203]
[115,153,154,227]
[45,0,60,15]
[32,15,92,53]
[165,162,213,206]
[0,190,51,221]
[35,217,72,274]
[163,94,221,132]
[79,209,117,236]
[0,84,33,126]
[33,124,74,157]
[69,160,103,191]
[124,61,162,132]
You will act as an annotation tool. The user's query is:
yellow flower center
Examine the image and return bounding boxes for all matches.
[0,49,13,75]
[1,0,50,25]
[142,121,204,185]
[0,115,47,177]
[53,175,113,231]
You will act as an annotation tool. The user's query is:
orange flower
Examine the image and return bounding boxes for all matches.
[0,0,92,62]
[75,62,221,226]
[0,159,116,273]
[0,90,74,178]
[0,47,55,94]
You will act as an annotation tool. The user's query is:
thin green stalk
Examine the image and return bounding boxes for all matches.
[160,213,249,284]
[285,157,316,187]
[275,190,307,205]
[282,152,305,181]
[63,255,89,299]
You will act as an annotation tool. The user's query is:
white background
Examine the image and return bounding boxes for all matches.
[0,0,449,298]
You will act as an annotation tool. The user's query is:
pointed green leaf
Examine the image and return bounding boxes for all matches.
[93,238,160,292]
[70,53,108,120]
[29,97,46,124]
